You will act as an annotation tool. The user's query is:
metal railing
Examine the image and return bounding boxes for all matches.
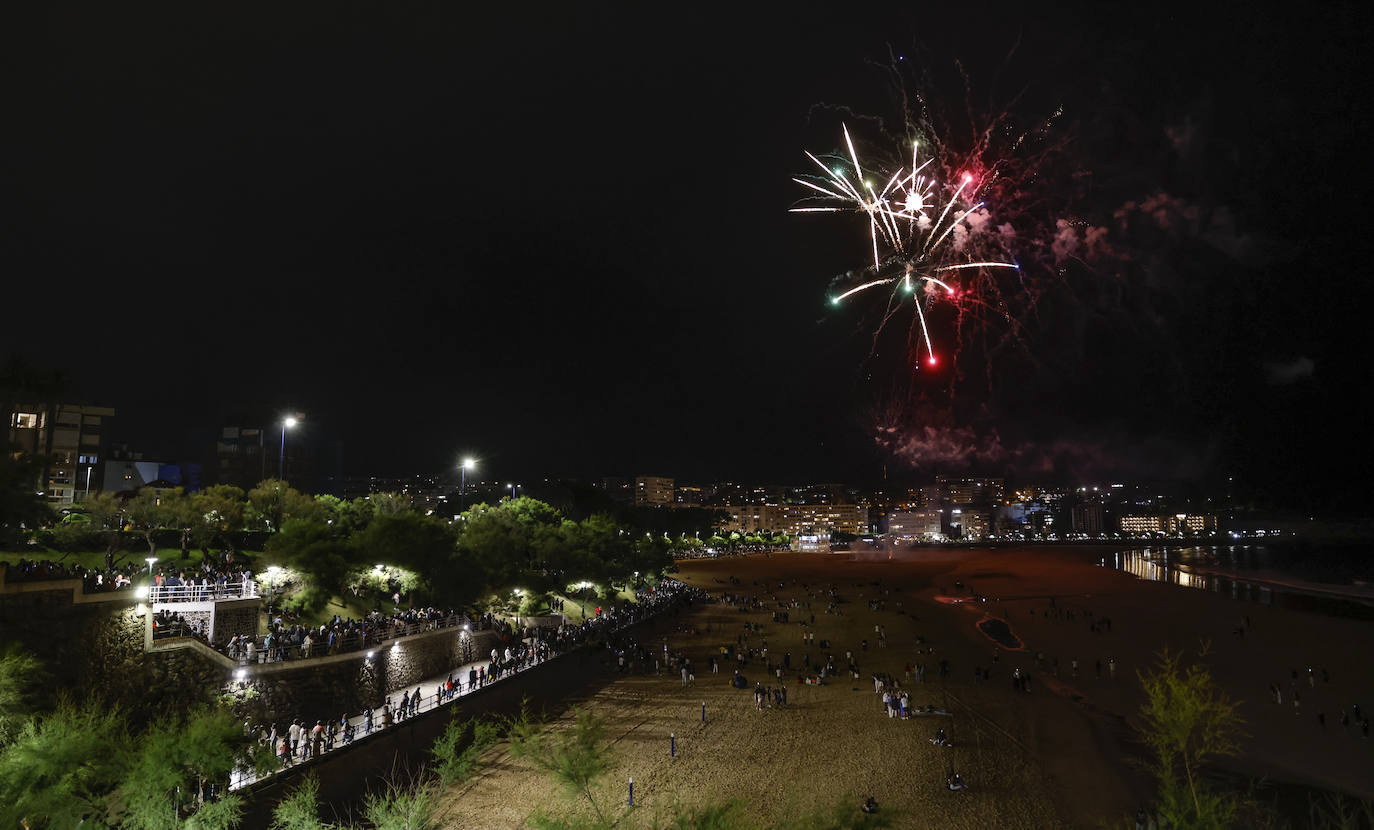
[226,585,702,791]
[228,640,553,791]
[225,613,473,665]
[150,579,259,603]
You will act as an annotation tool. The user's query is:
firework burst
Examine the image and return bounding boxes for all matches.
[792,124,1019,367]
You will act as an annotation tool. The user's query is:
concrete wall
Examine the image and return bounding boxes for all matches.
[227,627,504,728]
[0,577,505,732]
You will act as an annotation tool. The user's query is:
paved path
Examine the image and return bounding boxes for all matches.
[230,639,545,790]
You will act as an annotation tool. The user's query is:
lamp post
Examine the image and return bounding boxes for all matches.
[507,483,521,500]
[575,581,591,619]
[278,416,298,481]
[146,556,157,577]
[459,458,475,511]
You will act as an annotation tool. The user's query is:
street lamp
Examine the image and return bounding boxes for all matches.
[279,416,299,481]
[507,482,522,500]
[574,581,592,619]
[459,458,476,511]
[145,556,157,577]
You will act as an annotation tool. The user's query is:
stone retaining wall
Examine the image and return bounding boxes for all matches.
[225,627,505,727]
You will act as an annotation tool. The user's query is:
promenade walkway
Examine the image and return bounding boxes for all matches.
[228,582,702,792]
[229,641,538,790]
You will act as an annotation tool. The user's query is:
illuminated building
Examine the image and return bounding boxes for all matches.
[886,508,943,538]
[950,508,990,540]
[634,475,675,506]
[7,403,115,504]
[675,485,704,507]
[794,527,832,553]
[721,503,869,536]
[935,475,1005,505]
[1118,513,1218,535]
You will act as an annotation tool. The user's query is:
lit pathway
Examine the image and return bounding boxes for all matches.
[226,597,688,792]
[229,636,547,790]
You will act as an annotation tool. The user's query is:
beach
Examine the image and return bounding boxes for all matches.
[434,546,1374,828]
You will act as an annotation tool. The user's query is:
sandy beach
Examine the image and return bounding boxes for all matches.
[434,546,1374,828]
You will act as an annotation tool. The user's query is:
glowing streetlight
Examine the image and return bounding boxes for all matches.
[279,416,300,481]
[459,457,476,511]
[145,556,157,577]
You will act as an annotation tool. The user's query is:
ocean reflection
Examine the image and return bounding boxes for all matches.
[1099,546,1373,621]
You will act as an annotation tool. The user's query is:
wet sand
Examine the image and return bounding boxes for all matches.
[434,547,1374,829]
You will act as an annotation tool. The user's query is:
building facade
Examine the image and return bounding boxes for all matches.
[1118,513,1219,535]
[7,403,115,505]
[886,507,943,538]
[634,475,675,506]
[722,503,869,536]
[1071,501,1105,535]
[936,475,1005,506]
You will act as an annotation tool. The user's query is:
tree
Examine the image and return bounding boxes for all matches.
[1137,646,1244,829]
[0,446,48,541]
[120,708,248,830]
[508,707,612,825]
[0,645,46,747]
[354,513,455,586]
[248,480,322,532]
[196,485,248,556]
[124,488,179,557]
[270,775,331,830]
[84,491,129,567]
[453,504,529,597]
[367,492,412,517]
[266,519,357,603]
[430,711,503,787]
[0,700,132,828]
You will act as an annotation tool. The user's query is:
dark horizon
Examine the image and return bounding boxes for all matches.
[3,4,1370,511]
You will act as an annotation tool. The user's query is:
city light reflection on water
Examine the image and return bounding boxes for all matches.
[1100,546,1374,621]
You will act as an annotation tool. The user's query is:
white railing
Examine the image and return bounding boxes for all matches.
[150,579,259,603]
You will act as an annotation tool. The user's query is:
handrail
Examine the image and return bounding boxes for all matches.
[150,579,259,603]
[226,585,703,792]
[225,614,472,665]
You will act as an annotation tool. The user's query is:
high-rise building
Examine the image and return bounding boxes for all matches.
[7,403,115,504]
[675,485,704,507]
[886,507,943,538]
[634,475,675,506]
[952,508,991,540]
[215,426,268,490]
[1118,513,1218,535]
[936,475,1005,505]
[721,503,869,536]
[1071,501,1105,534]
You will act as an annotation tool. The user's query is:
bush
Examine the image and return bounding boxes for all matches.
[282,584,330,615]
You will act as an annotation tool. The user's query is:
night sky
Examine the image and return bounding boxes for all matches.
[3,4,1370,509]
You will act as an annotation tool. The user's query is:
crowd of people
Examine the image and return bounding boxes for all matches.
[0,557,141,592]
[222,606,470,664]
[230,579,707,789]
[150,565,255,602]
[710,574,970,800]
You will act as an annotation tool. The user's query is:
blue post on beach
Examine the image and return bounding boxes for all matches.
[628,777,634,806]
[670,732,675,758]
